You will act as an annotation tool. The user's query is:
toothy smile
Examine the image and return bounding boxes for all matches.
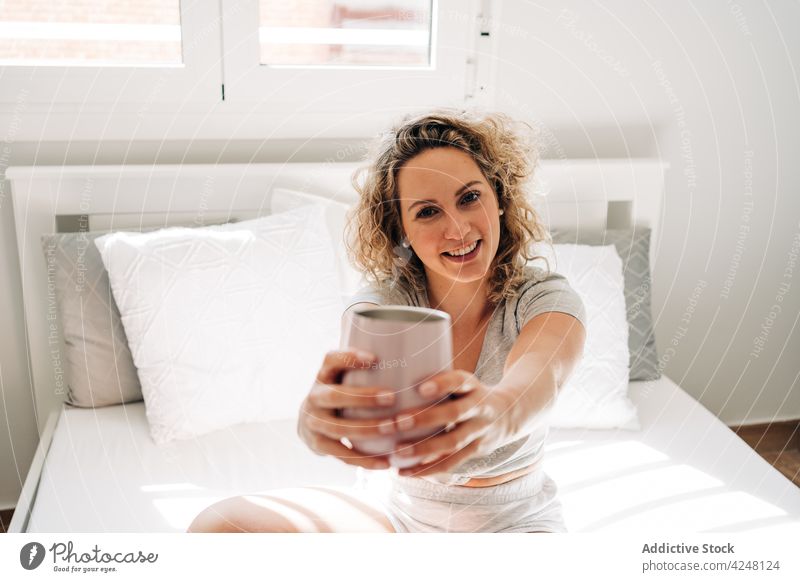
[443,240,480,257]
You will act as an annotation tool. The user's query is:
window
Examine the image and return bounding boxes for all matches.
[0,0,182,65]
[221,0,473,109]
[258,0,431,67]
[0,0,485,137]
[0,1,221,105]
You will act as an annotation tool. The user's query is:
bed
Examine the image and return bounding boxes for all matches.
[7,160,800,534]
[20,376,800,533]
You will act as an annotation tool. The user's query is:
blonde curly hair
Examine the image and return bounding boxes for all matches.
[345,108,551,306]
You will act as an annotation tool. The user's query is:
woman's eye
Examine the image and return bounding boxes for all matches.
[416,191,480,219]
[463,191,481,203]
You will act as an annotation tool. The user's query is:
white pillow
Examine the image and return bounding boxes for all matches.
[538,243,638,430]
[270,187,364,300]
[94,205,342,444]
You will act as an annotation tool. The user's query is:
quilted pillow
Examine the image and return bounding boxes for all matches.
[551,227,660,381]
[270,187,363,300]
[538,243,638,430]
[94,205,342,444]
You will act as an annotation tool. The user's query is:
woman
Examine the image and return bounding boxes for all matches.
[188,109,586,533]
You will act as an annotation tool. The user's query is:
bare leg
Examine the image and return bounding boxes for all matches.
[187,486,396,533]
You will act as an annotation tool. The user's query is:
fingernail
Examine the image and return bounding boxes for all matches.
[419,381,437,396]
[357,350,375,361]
[378,421,395,434]
[396,414,414,430]
[376,392,395,405]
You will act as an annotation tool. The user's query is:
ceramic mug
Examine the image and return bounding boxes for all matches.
[341,305,453,468]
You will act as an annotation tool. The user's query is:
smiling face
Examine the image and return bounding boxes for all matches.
[396,146,502,287]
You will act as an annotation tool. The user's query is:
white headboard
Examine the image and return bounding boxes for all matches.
[6,159,668,434]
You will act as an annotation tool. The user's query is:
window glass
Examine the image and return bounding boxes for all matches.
[0,0,182,65]
[259,0,431,67]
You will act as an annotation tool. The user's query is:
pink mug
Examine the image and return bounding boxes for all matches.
[341,305,453,468]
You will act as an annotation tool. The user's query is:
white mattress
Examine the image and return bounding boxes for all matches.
[27,376,800,533]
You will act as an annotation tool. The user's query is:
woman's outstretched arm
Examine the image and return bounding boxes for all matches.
[388,311,587,478]
[492,312,586,442]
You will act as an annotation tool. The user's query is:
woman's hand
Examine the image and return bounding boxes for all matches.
[298,349,399,471]
[391,370,513,478]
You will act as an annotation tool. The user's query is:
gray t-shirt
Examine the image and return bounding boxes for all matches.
[345,265,587,485]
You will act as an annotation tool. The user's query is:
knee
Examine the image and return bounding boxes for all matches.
[186,499,243,533]
[186,496,300,533]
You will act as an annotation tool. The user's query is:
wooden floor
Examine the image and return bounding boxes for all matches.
[0,509,13,533]
[732,419,800,487]
[1,419,797,533]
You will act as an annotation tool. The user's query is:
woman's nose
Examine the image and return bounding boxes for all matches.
[442,213,471,239]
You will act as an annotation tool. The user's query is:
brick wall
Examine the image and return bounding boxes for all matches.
[0,0,180,62]
[3,0,179,24]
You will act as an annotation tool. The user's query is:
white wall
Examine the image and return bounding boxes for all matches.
[1,0,798,509]
[492,0,799,425]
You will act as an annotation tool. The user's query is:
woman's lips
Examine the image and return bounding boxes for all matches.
[442,239,478,254]
[441,239,482,262]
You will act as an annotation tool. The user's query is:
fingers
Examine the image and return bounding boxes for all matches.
[394,389,482,432]
[397,433,484,478]
[316,349,378,385]
[395,417,491,465]
[308,432,391,470]
[309,381,395,409]
[416,370,480,399]
[302,404,398,441]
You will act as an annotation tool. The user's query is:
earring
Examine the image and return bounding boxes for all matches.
[499,209,505,216]
[401,237,410,249]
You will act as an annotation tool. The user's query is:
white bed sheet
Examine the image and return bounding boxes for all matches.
[27,376,800,533]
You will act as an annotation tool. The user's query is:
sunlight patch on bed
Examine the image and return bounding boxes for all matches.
[543,439,590,453]
[140,482,205,492]
[560,462,791,532]
[152,496,227,530]
[581,490,790,532]
[546,440,670,487]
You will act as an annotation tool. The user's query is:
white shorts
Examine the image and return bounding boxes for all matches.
[355,468,567,533]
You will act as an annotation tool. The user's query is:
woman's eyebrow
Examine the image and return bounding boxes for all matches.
[407,180,482,211]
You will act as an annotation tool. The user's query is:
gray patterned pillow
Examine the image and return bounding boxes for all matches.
[550,227,661,381]
[41,232,144,407]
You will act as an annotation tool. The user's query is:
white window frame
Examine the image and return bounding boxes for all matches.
[0,0,492,140]
[0,1,222,105]
[220,0,477,110]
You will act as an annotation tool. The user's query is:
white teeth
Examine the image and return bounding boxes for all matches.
[445,240,478,256]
